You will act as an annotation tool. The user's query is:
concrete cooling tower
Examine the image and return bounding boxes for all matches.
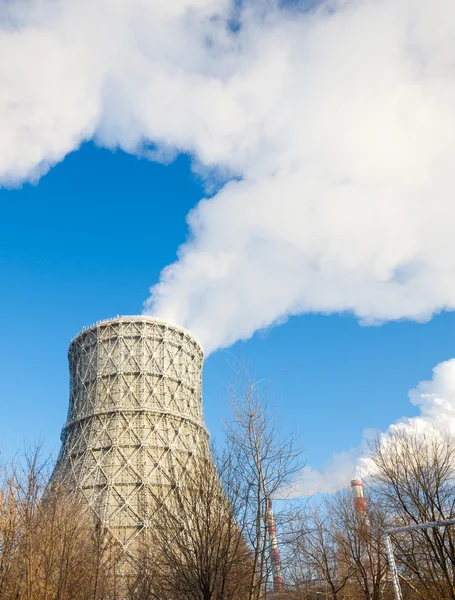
[52,316,209,551]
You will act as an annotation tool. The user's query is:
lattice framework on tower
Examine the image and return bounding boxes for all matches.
[52,316,209,551]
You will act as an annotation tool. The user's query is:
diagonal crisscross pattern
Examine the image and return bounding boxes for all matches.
[52,316,209,552]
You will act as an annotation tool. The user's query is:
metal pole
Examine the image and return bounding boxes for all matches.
[385,518,455,535]
[383,520,455,600]
[384,534,403,600]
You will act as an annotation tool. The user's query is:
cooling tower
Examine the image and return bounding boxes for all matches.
[52,316,209,551]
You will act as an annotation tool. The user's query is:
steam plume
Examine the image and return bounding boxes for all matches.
[2,0,455,353]
[144,0,455,352]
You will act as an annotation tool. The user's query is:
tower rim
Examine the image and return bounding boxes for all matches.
[69,315,204,356]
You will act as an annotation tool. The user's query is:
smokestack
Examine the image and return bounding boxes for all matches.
[351,479,371,533]
[267,498,283,593]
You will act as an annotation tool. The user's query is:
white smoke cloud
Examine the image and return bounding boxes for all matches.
[292,358,455,496]
[3,0,455,353]
[0,0,232,182]
[144,0,455,352]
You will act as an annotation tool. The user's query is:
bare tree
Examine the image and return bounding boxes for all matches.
[368,427,455,599]
[285,503,353,600]
[0,444,122,600]
[8,443,51,600]
[224,365,303,599]
[328,489,391,600]
[0,460,22,598]
[283,489,395,600]
[136,453,251,600]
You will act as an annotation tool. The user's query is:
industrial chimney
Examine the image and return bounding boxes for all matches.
[52,316,209,552]
[350,478,371,534]
[267,498,283,593]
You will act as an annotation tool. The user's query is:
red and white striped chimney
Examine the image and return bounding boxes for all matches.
[350,479,371,533]
[267,498,283,593]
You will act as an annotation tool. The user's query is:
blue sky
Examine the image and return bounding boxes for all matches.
[2,142,455,488]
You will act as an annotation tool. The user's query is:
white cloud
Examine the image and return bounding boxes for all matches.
[290,446,367,497]
[293,359,455,496]
[3,0,455,354]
